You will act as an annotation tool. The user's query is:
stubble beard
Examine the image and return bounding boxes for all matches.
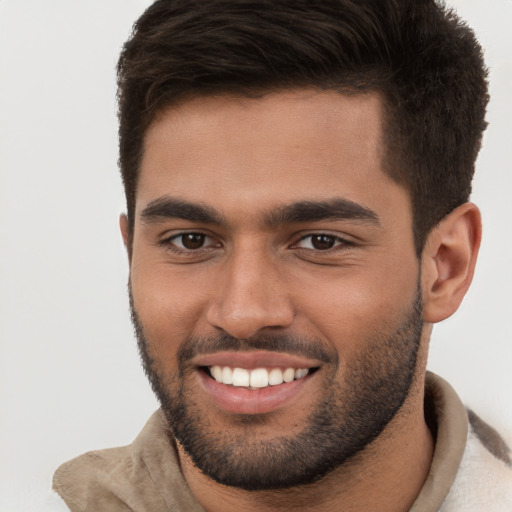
[130,287,423,491]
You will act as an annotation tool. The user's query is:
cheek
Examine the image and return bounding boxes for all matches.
[295,260,419,358]
[130,262,210,363]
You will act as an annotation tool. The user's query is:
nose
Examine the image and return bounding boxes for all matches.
[206,246,294,340]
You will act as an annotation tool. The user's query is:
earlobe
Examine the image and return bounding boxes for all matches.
[422,203,481,323]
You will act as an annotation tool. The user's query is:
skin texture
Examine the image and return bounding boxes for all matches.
[122,90,481,512]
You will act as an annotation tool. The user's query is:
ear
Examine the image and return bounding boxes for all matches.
[421,202,481,323]
[119,213,132,261]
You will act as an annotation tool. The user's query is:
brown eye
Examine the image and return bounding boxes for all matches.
[160,231,221,255]
[294,234,350,251]
[180,233,206,249]
[310,235,336,250]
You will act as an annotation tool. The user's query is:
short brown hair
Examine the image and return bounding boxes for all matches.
[117,0,489,253]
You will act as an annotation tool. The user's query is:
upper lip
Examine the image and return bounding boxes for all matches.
[191,351,322,370]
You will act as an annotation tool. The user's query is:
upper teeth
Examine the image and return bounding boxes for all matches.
[209,366,310,388]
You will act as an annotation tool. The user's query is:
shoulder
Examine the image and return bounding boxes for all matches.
[53,412,171,512]
[440,411,512,512]
[53,444,165,511]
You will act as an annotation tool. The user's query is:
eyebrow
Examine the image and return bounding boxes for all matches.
[139,196,380,227]
[266,199,380,228]
[140,197,224,225]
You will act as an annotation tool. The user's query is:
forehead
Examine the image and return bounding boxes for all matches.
[137,90,406,223]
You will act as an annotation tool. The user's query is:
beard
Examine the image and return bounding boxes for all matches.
[130,286,423,491]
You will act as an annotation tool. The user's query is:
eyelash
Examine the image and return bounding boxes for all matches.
[159,231,353,254]
[159,232,219,254]
[293,233,353,251]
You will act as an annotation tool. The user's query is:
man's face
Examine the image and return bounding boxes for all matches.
[127,90,424,489]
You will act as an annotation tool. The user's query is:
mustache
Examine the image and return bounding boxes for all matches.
[129,286,336,367]
[178,333,336,366]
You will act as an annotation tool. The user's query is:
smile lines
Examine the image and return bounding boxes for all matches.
[208,366,311,389]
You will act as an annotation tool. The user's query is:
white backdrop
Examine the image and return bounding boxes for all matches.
[0,1,510,510]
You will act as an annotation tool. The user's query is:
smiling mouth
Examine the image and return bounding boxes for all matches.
[202,365,319,389]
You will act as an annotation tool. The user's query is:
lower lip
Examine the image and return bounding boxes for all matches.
[197,370,312,414]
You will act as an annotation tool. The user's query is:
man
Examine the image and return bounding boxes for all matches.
[53,0,512,510]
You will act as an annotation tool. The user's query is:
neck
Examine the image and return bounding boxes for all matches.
[178,372,434,512]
